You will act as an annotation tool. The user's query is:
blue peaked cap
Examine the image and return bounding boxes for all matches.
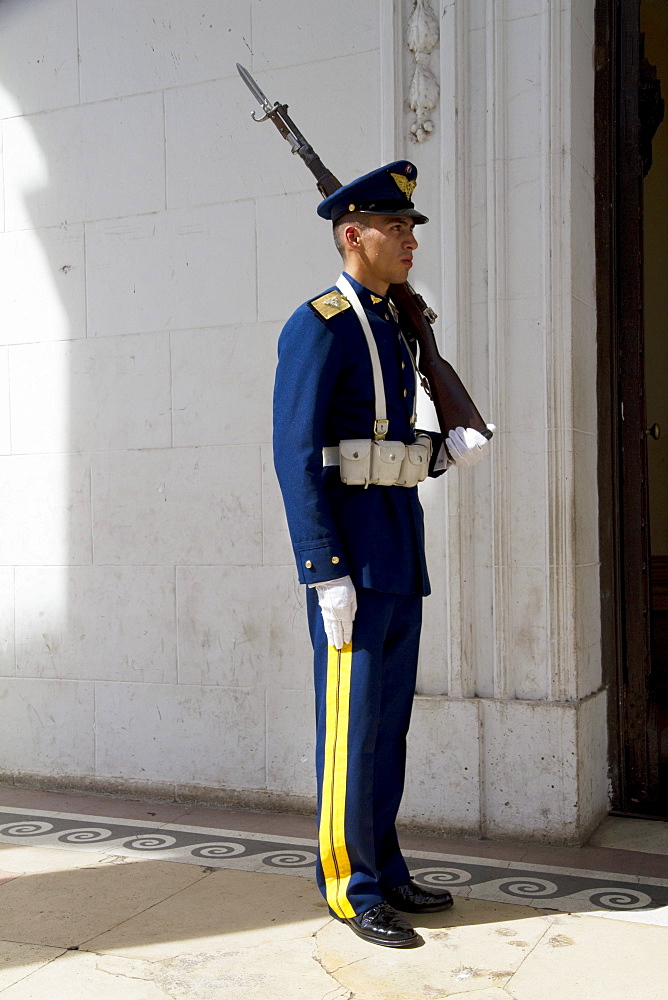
[317,160,428,225]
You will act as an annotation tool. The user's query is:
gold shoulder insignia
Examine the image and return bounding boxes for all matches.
[309,291,352,320]
[390,172,417,199]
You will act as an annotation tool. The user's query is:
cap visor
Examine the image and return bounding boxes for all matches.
[356,207,429,225]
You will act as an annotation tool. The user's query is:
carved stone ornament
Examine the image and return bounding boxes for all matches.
[407,0,440,142]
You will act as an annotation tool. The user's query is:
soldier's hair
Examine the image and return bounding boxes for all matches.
[332,212,369,259]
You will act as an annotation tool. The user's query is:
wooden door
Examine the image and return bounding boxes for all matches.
[596,0,665,815]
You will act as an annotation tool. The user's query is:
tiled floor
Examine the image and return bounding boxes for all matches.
[1,803,667,922]
[1,785,667,999]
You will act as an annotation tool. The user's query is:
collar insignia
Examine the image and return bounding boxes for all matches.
[370,294,383,304]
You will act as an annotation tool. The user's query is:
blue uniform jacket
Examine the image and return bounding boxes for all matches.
[273,273,445,597]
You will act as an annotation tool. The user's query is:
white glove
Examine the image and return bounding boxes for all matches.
[315,575,357,649]
[445,425,494,469]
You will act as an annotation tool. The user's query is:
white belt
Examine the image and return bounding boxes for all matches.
[323,446,340,467]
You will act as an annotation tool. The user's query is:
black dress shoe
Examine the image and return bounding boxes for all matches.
[385,880,454,913]
[344,902,417,948]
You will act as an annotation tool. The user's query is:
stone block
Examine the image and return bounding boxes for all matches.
[505,14,543,161]
[415,583,450,698]
[0,225,85,345]
[3,95,164,231]
[504,155,543,302]
[0,677,94,774]
[0,348,9,454]
[571,295,597,433]
[256,190,341,324]
[78,0,251,102]
[171,324,277,448]
[570,156,597,309]
[0,454,92,565]
[176,565,310,691]
[266,687,316,799]
[575,689,608,838]
[0,129,4,232]
[501,0,549,19]
[399,696,481,835]
[261,443,294,567]
[94,681,266,788]
[502,426,549,575]
[573,428,599,567]
[86,202,256,337]
[252,0,378,71]
[571,14,596,178]
[575,563,603,700]
[0,0,79,117]
[481,698,587,842]
[573,0,595,43]
[504,565,550,700]
[91,446,262,566]
[0,568,14,676]
[15,566,177,683]
[10,333,171,454]
[165,80,311,211]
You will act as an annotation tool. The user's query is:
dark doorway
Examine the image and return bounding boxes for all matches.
[596,0,667,816]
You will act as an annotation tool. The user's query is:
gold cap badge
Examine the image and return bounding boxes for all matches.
[390,172,417,199]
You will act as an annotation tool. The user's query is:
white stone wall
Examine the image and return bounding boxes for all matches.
[0,0,608,843]
[0,0,382,807]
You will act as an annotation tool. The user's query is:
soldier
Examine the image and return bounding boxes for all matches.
[273,161,490,947]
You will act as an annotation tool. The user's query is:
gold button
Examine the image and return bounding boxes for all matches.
[385,312,390,321]
[331,556,340,565]
[402,361,406,369]
[348,203,355,211]
[403,389,408,397]
[305,560,313,569]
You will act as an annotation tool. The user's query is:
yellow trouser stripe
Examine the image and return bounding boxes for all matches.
[318,641,356,918]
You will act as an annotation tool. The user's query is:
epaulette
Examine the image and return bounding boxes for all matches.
[308,290,352,321]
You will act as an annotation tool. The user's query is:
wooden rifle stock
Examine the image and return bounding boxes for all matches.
[237,63,492,440]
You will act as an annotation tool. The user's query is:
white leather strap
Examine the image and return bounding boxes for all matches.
[336,274,389,439]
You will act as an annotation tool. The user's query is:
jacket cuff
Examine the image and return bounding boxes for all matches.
[294,540,350,585]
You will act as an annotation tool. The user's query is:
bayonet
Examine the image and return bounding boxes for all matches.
[236,63,341,196]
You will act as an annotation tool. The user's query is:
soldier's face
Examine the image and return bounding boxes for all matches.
[353,215,419,293]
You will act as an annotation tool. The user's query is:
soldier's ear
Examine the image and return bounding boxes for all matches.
[344,224,361,249]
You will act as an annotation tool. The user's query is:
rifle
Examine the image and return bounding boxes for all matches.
[237,64,492,441]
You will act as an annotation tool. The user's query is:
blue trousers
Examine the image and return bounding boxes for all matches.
[306,586,422,918]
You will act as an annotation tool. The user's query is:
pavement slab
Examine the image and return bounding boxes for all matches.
[0,941,66,992]
[0,857,208,949]
[589,816,668,856]
[506,911,668,1000]
[84,868,332,960]
[0,950,173,1000]
[97,940,352,1000]
[315,897,559,999]
[0,843,130,874]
